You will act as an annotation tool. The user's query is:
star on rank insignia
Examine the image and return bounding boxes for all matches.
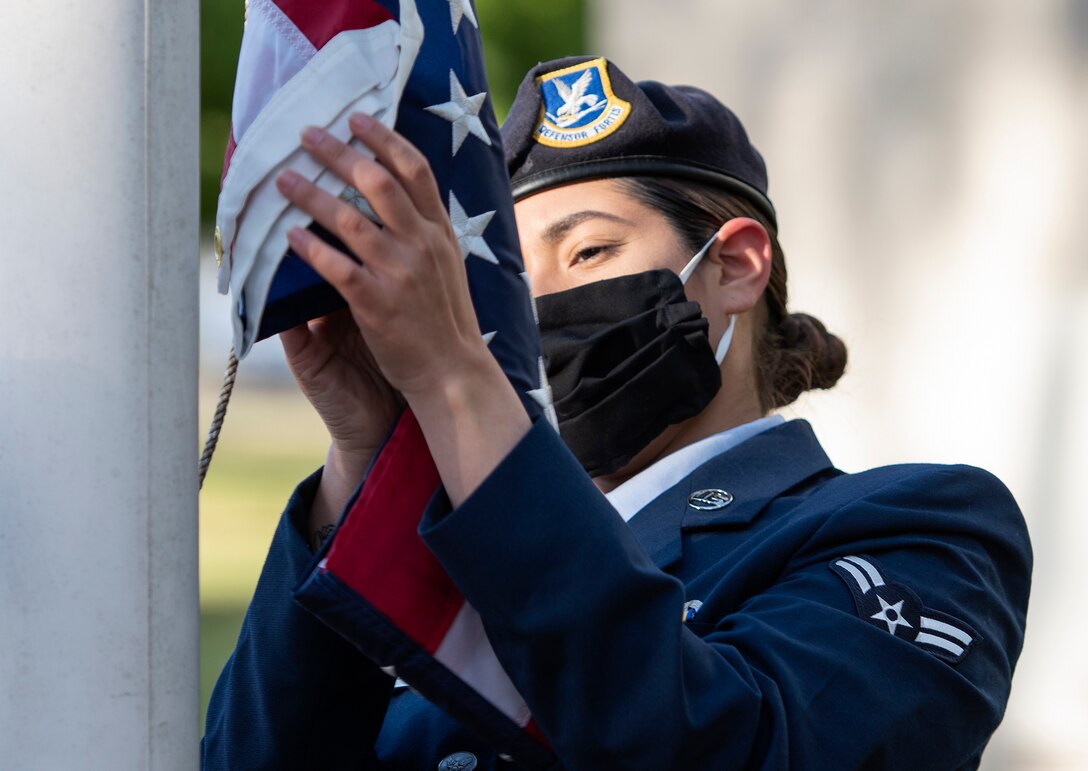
[830,555,979,664]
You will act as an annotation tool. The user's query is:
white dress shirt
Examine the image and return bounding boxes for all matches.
[605,415,785,522]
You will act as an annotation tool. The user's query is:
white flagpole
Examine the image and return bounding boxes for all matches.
[0,0,199,768]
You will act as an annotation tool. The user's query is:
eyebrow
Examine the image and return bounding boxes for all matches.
[540,210,634,245]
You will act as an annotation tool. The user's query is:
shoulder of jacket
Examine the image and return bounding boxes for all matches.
[818,461,1016,503]
[795,462,1029,555]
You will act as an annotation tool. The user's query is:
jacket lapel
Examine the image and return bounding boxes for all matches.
[627,420,835,570]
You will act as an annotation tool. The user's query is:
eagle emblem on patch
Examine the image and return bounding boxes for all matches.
[534,57,631,148]
[830,555,980,664]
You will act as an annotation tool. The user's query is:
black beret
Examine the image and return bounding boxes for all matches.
[501,56,776,227]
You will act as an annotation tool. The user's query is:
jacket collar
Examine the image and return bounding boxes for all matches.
[626,419,834,570]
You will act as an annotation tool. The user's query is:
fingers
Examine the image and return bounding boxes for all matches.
[276,168,389,267]
[280,312,357,375]
[279,322,312,360]
[286,225,377,311]
[297,124,422,234]
[346,113,446,222]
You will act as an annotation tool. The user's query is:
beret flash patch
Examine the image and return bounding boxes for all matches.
[830,555,980,664]
[534,57,630,148]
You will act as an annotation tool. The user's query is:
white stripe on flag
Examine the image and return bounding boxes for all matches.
[835,560,872,594]
[433,602,533,728]
[914,632,965,657]
[223,22,399,247]
[219,2,426,357]
[843,556,885,588]
[221,20,413,355]
[233,0,316,140]
[920,616,973,645]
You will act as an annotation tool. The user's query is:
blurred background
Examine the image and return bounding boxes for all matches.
[198,0,1087,766]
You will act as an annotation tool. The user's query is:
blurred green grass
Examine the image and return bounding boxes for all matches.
[198,382,328,726]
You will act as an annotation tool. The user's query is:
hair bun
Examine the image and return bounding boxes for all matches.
[771,313,847,404]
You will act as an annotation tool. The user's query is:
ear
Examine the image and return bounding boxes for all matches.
[702,217,773,315]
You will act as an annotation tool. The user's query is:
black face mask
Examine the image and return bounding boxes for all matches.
[536,268,724,477]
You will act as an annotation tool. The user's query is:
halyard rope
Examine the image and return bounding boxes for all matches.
[198,348,239,489]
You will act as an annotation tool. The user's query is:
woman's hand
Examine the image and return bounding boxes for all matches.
[280,310,404,546]
[276,114,487,401]
[280,308,403,466]
[277,113,530,509]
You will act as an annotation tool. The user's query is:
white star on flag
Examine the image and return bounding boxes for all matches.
[520,271,540,325]
[481,331,497,346]
[527,355,559,431]
[449,192,497,263]
[426,70,491,156]
[447,0,478,34]
[871,596,913,635]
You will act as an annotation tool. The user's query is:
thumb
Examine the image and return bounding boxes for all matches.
[280,322,326,375]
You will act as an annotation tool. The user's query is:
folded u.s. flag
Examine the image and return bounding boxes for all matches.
[216,0,419,357]
[216,0,557,766]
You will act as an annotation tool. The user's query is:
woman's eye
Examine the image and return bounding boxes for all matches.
[572,244,615,264]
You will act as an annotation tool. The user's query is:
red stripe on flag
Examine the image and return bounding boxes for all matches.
[274,0,394,50]
[325,409,465,653]
[220,127,237,188]
[525,719,549,748]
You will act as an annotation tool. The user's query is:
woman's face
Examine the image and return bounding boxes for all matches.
[514,178,770,484]
[513,179,696,297]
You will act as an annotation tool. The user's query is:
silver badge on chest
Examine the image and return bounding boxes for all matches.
[687,488,734,511]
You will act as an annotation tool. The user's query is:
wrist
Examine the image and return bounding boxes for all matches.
[308,442,370,550]
[326,442,374,481]
[404,345,503,424]
[403,347,531,507]
[395,337,480,402]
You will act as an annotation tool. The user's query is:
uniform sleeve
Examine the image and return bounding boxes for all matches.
[202,469,394,771]
[418,420,1032,770]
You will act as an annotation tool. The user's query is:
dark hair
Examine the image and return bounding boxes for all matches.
[617,177,847,411]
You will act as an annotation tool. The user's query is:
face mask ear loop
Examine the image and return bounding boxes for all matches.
[678,233,719,284]
[678,232,735,364]
[715,315,737,365]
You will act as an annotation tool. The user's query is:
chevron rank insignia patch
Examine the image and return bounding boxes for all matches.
[830,555,980,664]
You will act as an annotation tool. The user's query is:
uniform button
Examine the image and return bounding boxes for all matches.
[438,751,478,771]
[687,488,733,511]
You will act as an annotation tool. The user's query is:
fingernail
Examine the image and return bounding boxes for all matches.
[349,112,375,132]
[301,126,324,147]
[276,169,301,192]
[287,227,309,249]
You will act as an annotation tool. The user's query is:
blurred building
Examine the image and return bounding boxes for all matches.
[593,0,1087,767]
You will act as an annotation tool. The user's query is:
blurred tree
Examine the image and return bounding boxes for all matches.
[199,0,586,229]
[200,0,244,231]
[476,0,587,118]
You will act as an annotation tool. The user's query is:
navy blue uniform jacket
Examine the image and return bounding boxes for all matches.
[203,419,1031,769]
